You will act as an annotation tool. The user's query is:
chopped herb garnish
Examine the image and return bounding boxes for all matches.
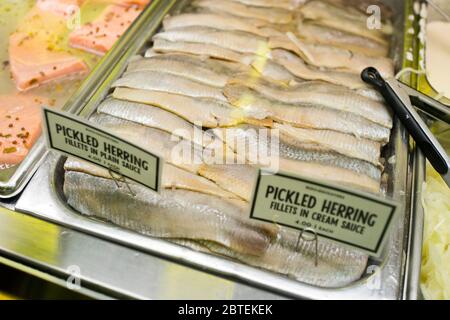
[3,147,17,154]
[16,132,29,139]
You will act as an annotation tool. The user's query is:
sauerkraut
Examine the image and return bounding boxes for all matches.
[420,163,450,300]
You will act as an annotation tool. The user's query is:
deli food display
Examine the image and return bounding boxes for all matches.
[63,0,396,289]
[0,0,447,300]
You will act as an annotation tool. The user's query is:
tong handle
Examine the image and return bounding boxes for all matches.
[361,67,385,89]
[362,68,450,182]
[364,68,450,124]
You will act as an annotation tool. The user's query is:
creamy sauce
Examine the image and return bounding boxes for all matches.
[426,21,450,100]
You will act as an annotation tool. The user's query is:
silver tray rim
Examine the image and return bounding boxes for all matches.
[15,0,422,299]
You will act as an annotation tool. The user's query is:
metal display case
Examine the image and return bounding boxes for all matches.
[0,0,426,299]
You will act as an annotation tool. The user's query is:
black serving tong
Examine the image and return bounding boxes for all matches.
[362,67,450,188]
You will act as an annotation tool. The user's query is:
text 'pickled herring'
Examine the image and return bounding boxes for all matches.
[265,185,379,235]
[55,124,149,173]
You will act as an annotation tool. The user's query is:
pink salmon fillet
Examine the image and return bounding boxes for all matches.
[69,4,144,55]
[9,31,88,91]
[37,0,85,17]
[0,94,48,165]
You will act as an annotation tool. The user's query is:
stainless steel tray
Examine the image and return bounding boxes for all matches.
[0,0,163,198]
[15,0,422,299]
[0,139,46,198]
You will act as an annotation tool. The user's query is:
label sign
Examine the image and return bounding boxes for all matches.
[250,171,398,257]
[43,108,162,192]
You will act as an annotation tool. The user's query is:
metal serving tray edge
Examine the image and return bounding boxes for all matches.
[15,0,422,299]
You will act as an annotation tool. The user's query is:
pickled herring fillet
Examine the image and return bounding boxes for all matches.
[273,124,381,166]
[112,88,264,128]
[270,50,385,101]
[296,22,389,57]
[142,49,291,86]
[212,125,382,180]
[192,0,293,24]
[299,0,392,44]
[97,98,207,145]
[278,142,381,182]
[326,0,393,20]
[227,0,299,10]
[113,70,227,101]
[97,98,194,136]
[64,157,117,179]
[279,157,380,193]
[271,49,369,90]
[92,112,238,171]
[162,13,270,37]
[69,4,143,55]
[90,113,202,173]
[153,26,271,58]
[64,171,277,256]
[97,97,235,155]
[226,78,392,129]
[151,39,253,65]
[138,53,249,73]
[126,54,249,88]
[198,164,257,201]
[64,158,240,200]
[199,155,380,202]
[161,164,240,200]
[213,124,381,167]
[187,8,272,28]
[196,227,368,288]
[229,76,393,128]
[269,35,394,78]
[223,83,391,143]
[201,159,381,203]
[250,57,298,84]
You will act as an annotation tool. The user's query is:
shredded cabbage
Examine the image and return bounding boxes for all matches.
[420,163,450,300]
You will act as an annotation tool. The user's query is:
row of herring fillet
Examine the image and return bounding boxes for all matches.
[63,0,395,288]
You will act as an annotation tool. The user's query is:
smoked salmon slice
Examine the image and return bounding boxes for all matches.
[68,4,143,55]
[0,94,48,165]
[9,31,88,91]
[37,0,85,17]
[9,5,88,91]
